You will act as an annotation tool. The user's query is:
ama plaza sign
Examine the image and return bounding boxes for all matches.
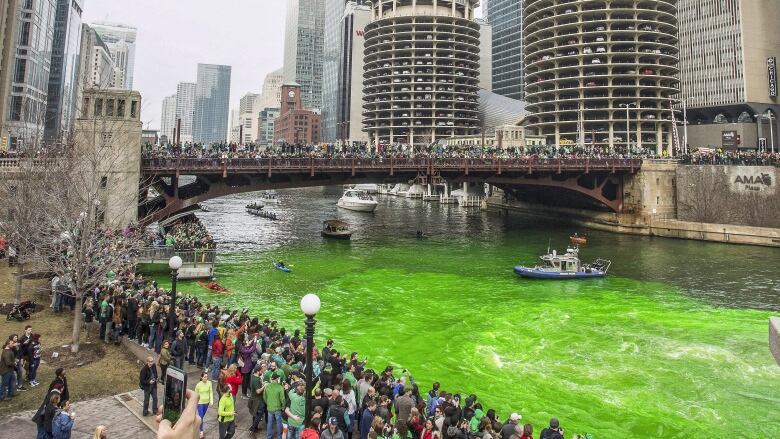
[729,166,776,195]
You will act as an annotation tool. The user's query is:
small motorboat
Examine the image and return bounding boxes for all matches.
[321,220,352,240]
[198,280,229,293]
[200,205,211,212]
[261,191,279,204]
[514,246,611,280]
[337,189,378,212]
[569,234,588,245]
[246,202,264,215]
[273,262,292,273]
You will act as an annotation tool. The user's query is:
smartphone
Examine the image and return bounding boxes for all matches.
[163,366,187,425]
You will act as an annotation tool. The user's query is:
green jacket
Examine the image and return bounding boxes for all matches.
[0,349,15,374]
[250,375,264,401]
[263,382,286,412]
[218,393,235,422]
[263,369,287,383]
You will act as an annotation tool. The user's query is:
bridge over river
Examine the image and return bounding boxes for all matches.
[140,156,643,224]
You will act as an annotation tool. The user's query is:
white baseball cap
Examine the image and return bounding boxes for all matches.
[509,413,521,421]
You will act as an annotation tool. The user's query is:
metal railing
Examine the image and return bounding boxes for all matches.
[137,247,216,265]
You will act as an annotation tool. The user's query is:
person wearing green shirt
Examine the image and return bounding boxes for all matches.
[194,372,213,438]
[286,382,306,439]
[263,373,286,439]
[217,383,235,439]
[344,363,357,390]
[263,362,287,383]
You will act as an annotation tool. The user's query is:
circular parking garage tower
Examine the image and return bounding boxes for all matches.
[523,0,679,155]
[363,0,482,148]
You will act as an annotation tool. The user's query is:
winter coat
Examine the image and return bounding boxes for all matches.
[240,344,255,374]
[52,410,74,439]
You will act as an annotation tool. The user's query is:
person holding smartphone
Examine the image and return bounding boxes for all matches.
[540,418,564,439]
[140,356,159,417]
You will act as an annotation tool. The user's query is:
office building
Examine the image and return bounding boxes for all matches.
[175,82,196,143]
[229,108,241,143]
[283,0,325,110]
[477,18,492,91]
[523,0,679,154]
[0,0,20,146]
[78,25,116,90]
[485,0,523,99]
[90,22,137,90]
[336,1,371,144]
[274,82,321,145]
[239,92,260,144]
[194,64,231,144]
[321,0,348,142]
[160,94,176,144]
[44,0,84,142]
[362,0,482,147]
[677,0,780,151]
[258,107,280,146]
[258,68,284,109]
[5,0,56,147]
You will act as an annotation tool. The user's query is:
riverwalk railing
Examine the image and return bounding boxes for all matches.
[137,247,216,265]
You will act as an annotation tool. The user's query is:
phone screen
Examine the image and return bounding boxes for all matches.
[163,366,187,424]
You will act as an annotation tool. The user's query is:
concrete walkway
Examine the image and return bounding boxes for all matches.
[0,338,268,439]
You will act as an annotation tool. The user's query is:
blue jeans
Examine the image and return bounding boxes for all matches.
[267,410,283,439]
[211,356,222,380]
[36,422,48,439]
[28,359,40,382]
[288,424,304,439]
[148,324,158,347]
[0,371,16,400]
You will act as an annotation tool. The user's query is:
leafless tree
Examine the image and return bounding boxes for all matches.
[676,166,730,224]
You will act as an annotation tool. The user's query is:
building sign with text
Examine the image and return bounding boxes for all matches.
[769,57,778,98]
[721,130,737,149]
[729,166,776,195]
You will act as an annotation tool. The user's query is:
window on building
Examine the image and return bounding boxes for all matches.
[14,58,26,83]
[117,99,125,118]
[95,98,103,116]
[82,97,90,116]
[10,96,22,121]
[100,176,108,188]
[106,99,114,117]
[130,101,137,118]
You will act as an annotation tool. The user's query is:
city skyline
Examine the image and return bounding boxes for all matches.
[83,1,481,131]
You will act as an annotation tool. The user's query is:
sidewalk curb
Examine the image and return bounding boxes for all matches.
[114,393,157,434]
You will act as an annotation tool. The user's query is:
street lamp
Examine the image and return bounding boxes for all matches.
[168,255,183,339]
[620,103,636,154]
[299,293,321,425]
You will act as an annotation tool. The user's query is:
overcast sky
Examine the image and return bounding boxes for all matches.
[83,1,481,130]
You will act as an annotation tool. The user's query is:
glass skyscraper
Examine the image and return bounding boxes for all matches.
[283,0,325,110]
[485,0,523,100]
[44,0,84,142]
[194,64,231,144]
[90,22,137,90]
[321,0,346,142]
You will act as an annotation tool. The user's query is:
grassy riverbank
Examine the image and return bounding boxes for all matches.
[0,265,139,412]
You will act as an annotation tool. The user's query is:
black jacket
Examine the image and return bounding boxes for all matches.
[43,403,58,433]
[139,364,158,389]
[171,339,185,358]
[540,428,564,439]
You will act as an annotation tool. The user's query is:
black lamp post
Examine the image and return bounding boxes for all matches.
[168,255,183,339]
[299,293,321,425]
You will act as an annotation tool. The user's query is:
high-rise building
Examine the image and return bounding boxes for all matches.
[90,22,137,90]
[476,18,493,92]
[77,25,116,90]
[160,94,176,144]
[5,0,56,147]
[0,0,20,147]
[175,82,196,143]
[362,0,482,147]
[239,92,260,144]
[336,1,371,144]
[194,63,231,144]
[44,0,84,142]
[677,0,780,151]
[523,0,679,154]
[321,0,348,142]
[258,107,280,146]
[258,68,284,109]
[485,0,523,100]
[274,83,321,145]
[283,0,325,110]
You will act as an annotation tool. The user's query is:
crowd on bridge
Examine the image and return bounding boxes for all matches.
[3,262,585,439]
[678,150,780,166]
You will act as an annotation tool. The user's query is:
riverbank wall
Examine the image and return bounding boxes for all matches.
[484,197,780,248]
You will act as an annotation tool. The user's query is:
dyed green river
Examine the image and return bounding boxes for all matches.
[149,187,780,438]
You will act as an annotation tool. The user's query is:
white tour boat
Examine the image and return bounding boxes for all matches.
[337,189,379,212]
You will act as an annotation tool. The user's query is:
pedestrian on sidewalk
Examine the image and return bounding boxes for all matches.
[225,364,243,399]
[159,341,171,385]
[27,333,42,387]
[263,373,286,439]
[218,383,236,439]
[171,331,186,369]
[52,399,75,439]
[139,356,159,416]
[92,425,107,439]
[239,339,255,397]
[0,338,17,400]
[248,365,266,433]
[211,335,225,381]
[43,393,61,439]
[194,372,213,438]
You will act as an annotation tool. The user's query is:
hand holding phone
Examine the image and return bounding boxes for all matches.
[157,389,200,439]
[162,366,188,425]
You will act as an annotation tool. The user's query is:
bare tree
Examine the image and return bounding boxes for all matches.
[677,166,730,223]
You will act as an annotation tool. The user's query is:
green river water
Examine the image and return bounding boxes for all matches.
[148,187,780,438]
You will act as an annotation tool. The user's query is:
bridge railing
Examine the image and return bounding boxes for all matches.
[142,157,643,172]
[137,247,216,265]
